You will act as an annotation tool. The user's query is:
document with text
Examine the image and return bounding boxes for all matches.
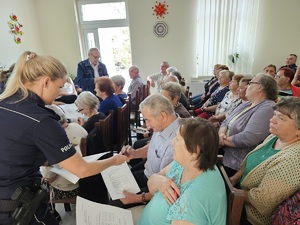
[101,162,140,200]
[50,152,111,184]
[76,196,134,225]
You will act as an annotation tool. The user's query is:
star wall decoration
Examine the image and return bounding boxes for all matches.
[152,1,169,19]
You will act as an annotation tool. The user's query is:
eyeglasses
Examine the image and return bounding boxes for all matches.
[249,81,261,85]
[89,53,100,60]
[77,108,84,112]
[275,75,281,79]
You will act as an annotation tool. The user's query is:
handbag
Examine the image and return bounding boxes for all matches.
[272,190,300,225]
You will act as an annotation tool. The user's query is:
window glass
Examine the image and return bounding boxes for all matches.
[82,2,126,21]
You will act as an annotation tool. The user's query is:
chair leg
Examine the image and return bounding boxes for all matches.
[64,203,71,211]
[128,126,132,146]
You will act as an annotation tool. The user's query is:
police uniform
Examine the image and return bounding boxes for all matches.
[0,91,76,224]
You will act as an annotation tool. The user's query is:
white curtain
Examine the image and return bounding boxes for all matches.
[196,0,260,76]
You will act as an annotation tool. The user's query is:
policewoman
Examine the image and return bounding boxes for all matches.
[0,51,128,224]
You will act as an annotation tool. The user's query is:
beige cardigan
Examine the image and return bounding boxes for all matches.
[240,134,300,225]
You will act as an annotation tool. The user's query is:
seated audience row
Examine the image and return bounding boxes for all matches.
[219,74,278,176]
[209,74,245,127]
[195,70,234,119]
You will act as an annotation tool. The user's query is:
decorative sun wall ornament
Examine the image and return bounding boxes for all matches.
[152,1,169,19]
[8,13,24,44]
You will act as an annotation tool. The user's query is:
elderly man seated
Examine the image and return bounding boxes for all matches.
[109,93,180,208]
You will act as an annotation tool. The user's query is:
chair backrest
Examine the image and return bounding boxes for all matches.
[129,88,141,127]
[94,110,114,153]
[217,156,244,225]
[79,137,87,157]
[142,82,150,100]
[114,101,130,152]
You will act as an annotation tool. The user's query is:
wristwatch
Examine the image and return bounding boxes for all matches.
[141,192,147,204]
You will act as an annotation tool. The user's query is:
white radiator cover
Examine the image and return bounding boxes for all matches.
[186,81,206,96]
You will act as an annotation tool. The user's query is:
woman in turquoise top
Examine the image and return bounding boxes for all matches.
[138,118,227,225]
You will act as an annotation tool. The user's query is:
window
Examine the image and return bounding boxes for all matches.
[77,0,132,90]
[81,2,126,21]
[196,0,260,76]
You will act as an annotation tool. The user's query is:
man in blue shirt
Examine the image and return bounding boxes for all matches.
[76,48,108,94]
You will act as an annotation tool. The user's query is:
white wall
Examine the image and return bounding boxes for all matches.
[34,0,81,76]
[0,0,43,68]
[0,0,299,82]
[253,0,300,75]
[128,0,198,82]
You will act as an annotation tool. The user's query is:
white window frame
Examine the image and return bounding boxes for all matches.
[77,0,129,59]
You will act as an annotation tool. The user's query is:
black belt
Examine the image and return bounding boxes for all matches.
[0,199,19,212]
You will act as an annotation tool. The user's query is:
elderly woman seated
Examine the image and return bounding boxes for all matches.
[161,82,191,118]
[230,97,300,225]
[209,74,244,127]
[138,118,227,225]
[276,67,300,97]
[75,91,106,133]
[111,75,128,103]
[219,74,278,177]
[195,70,234,119]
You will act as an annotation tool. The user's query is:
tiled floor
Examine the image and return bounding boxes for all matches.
[56,203,76,225]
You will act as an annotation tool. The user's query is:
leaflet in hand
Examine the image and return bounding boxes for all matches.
[50,152,111,184]
[101,162,140,200]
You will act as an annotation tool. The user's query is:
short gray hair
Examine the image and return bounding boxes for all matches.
[256,73,278,101]
[274,96,300,130]
[139,93,175,117]
[111,75,125,89]
[75,91,100,111]
[161,82,182,100]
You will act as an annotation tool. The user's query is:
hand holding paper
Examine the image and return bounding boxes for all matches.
[101,162,140,200]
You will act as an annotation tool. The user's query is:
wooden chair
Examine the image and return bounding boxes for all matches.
[50,137,88,211]
[142,82,150,100]
[217,156,244,225]
[94,110,114,153]
[129,88,141,127]
[113,101,130,152]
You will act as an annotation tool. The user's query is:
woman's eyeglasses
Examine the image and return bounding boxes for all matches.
[249,81,261,85]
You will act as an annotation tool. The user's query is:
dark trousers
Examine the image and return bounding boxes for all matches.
[0,203,58,225]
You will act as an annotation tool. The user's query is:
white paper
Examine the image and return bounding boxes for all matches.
[58,103,88,122]
[101,162,140,200]
[76,196,134,225]
[50,152,111,184]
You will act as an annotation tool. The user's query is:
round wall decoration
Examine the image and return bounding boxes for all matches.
[154,21,168,37]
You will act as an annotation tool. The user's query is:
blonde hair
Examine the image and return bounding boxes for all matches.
[0,51,67,102]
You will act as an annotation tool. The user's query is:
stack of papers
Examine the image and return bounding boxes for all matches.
[76,196,134,225]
